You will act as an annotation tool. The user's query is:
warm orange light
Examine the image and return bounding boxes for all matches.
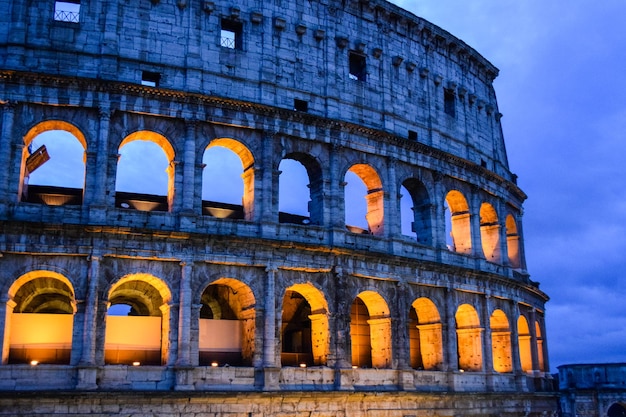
[299,363,307,368]
[30,360,39,366]
[211,361,219,367]
[132,361,141,366]
[352,365,358,369]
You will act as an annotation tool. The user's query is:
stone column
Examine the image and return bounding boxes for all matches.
[181,120,197,213]
[469,189,484,259]
[92,106,111,206]
[263,266,278,367]
[262,266,280,390]
[328,143,345,229]
[259,131,275,223]
[385,157,399,239]
[176,261,193,366]
[444,288,459,371]
[161,302,173,366]
[529,309,540,373]
[432,173,447,249]
[309,313,329,366]
[481,294,493,374]
[0,102,16,201]
[510,301,523,374]
[79,255,100,366]
[368,317,392,369]
[0,299,16,364]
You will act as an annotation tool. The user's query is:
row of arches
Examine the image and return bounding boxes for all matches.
[2,270,545,373]
[16,121,523,268]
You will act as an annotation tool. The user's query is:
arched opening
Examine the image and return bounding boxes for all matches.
[5,271,76,365]
[535,320,545,372]
[350,291,391,368]
[280,283,329,367]
[490,309,512,373]
[445,191,472,254]
[105,274,171,366]
[455,304,483,372]
[115,131,175,212]
[20,122,87,206]
[506,214,521,268]
[400,179,432,244]
[408,297,443,370]
[517,315,532,372]
[202,138,254,221]
[344,164,384,236]
[480,203,501,262]
[278,154,323,226]
[199,278,255,366]
[608,403,626,417]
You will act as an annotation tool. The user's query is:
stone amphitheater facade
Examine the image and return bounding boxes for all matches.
[0,0,558,415]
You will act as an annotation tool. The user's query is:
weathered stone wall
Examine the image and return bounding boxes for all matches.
[0,0,557,415]
[559,364,626,417]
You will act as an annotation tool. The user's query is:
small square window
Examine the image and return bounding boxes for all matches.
[444,89,456,117]
[141,71,161,87]
[349,52,367,82]
[221,19,242,50]
[294,99,308,112]
[408,130,417,141]
[54,0,80,23]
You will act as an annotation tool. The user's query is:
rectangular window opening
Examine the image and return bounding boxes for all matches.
[294,99,308,112]
[408,130,417,141]
[349,52,367,82]
[221,19,242,49]
[141,71,161,87]
[444,89,456,117]
[54,0,80,23]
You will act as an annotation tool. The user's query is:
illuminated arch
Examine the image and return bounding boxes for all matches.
[279,153,324,226]
[345,164,385,236]
[401,178,432,244]
[506,214,521,268]
[455,304,483,371]
[480,203,501,262]
[517,315,532,372]
[490,309,512,373]
[116,131,176,212]
[445,190,472,254]
[408,297,443,370]
[198,278,256,366]
[19,121,87,205]
[105,273,172,366]
[281,283,329,366]
[350,291,391,368]
[202,138,255,221]
[4,270,76,365]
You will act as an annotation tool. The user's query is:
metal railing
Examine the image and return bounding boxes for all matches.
[54,10,79,23]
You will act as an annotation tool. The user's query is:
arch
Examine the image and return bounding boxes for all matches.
[401,178,432,245]
[105,274,172,366]
[345,164,384,236]
[490,309,512,373]
[608,403,626,417]
[455,304,483,372]
[5,270,76,365]
[20,121,87,205]
[350,291,391,368]
[517,315,532,372]
[279,153,324,226]
[116,131,175,212]
[506,214,521,268]
[480,202,501,262]
[408,297,443,370]
[198,278,256,366]
[202,138,255,221]
[445,190,472,254]
[280,283,329,366]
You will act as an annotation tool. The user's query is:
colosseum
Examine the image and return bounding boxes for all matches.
[0,0,558,415]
